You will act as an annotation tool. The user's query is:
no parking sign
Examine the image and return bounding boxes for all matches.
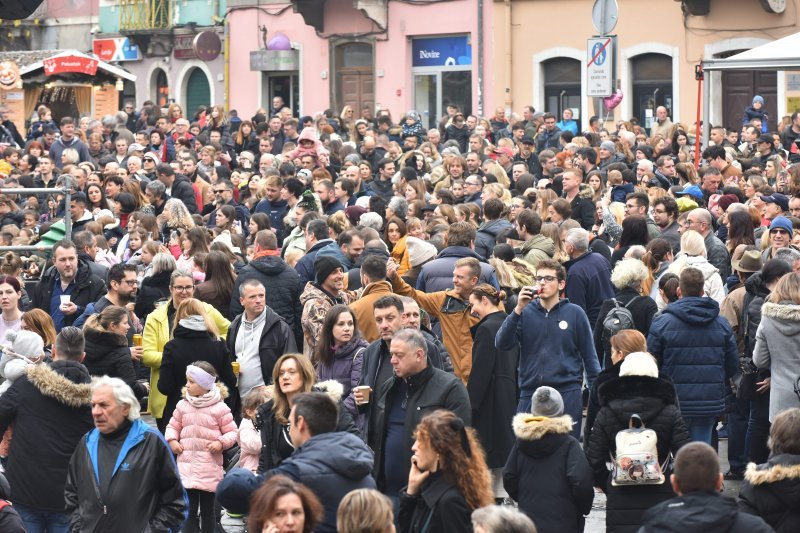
[587,37,614,97]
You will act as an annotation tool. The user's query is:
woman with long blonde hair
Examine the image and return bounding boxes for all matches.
[399,409,493,532]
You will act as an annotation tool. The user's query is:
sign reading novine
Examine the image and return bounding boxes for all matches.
[412,36,472,68]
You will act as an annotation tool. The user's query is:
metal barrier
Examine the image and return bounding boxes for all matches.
[0,187,71,253]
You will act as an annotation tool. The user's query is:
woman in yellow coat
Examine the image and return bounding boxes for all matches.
[386,217,411,277]
[141,270,230,431]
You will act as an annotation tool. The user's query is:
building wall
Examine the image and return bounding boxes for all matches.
[228,0,494,118]
[491,0,800,129]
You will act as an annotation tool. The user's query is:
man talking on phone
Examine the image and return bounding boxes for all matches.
[495,259,599,440]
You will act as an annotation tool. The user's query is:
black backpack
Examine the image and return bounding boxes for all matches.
[601,298,636,346]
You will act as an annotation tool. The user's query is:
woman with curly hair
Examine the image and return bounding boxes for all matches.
[399,409,494,533]
[160,197,195,243]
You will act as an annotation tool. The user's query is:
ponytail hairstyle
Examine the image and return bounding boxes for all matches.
[641,238,672,295]
[84,305,128,334]
[469,283,507,307]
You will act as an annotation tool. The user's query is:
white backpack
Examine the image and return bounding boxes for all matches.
[610,414,666,486]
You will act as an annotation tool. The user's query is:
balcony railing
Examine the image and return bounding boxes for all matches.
[119,0,173,31]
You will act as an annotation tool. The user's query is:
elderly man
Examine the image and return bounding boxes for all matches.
[562,228,614,328]
[65,377,187,532]
[0,327,93,532]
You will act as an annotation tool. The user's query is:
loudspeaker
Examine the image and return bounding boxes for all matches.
[2,0,45,20]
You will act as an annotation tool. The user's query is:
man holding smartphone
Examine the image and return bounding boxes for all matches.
[495,259,599,440]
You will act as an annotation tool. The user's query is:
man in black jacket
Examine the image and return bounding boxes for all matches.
[31,239,107,332]
[639,442,772,532]
[65,375,188,532]
[230,231,302,346]
[156,163,197,214]
[227,279,297,398]
[362,328,470,501]
[0,327,93,531]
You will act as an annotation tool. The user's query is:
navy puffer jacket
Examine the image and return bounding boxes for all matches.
[647,297,739,417]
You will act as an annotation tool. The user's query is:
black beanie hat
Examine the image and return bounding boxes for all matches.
[314,255,342,285]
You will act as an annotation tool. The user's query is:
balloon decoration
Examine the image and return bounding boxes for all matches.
[267,33,292,51]
[603,88,623,111]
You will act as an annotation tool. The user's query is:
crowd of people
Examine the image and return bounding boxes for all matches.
[0,95,797,532]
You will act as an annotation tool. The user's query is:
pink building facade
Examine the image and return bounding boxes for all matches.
[227,0,494,128]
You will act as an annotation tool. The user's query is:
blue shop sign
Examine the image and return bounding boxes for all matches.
[412,36,472,68]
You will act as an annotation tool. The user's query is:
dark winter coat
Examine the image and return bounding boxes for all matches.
[254,198,289,237]
[593,289,658,368]
[368,365,471,488]
[229,255,303,347]
[316,337,368,419]
[134,269,171,318]
[444,124,470,153]
[158,324,239,423]
[475,219,513,261]
[647,297,739,417]
[416,246,498,293]
[586,375,690,532]
[294,239,336,287]
[226,306,297,390]
[255,379,359,473]
[468,311,517,468]
[83,326,147,399]
[563,251,615,328]
[31,259,107,328]
[738,453,800,532]
[504,414,594,533]
[0,362,93,512]
[640,491,773,533]
[398,472,473,533]
[219,431,375,533]
[64,418,188,532]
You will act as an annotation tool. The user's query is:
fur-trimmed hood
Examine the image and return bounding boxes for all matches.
[761,301,800,336]
[26,361,92,408]
[512,413,573,441]
[513,413,574,459]
[312,379,344,402]
[745,454,800,485]
[578,182,595,200]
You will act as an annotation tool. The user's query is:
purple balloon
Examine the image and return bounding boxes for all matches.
[267,34,292,51]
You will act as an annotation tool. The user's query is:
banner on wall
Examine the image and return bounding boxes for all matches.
[93,38,142,62]
[412,36,472,68]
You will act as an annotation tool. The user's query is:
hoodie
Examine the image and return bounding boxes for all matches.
[640,491,772,533]
[475,218,513,260]
[519,234,556,269]
[647,297,739,417]
[217,431,376,533]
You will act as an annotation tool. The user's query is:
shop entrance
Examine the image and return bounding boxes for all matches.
[262,73,299,116]
[412,35,473,131]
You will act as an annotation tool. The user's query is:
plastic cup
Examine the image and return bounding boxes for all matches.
[60,295,70,306]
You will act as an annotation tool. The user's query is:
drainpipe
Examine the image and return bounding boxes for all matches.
[224,18,230,110]
[504,0,512,115]
[477,0,484,117]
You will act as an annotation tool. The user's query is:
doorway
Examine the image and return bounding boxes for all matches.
[262,73,299,116]
[543,58,581,122]
[721,66,776,133]
[631,53,673,131]
[334,42,374,115]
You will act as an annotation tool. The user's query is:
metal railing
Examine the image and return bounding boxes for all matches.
[0,187,70,253]
[120,0,173,31]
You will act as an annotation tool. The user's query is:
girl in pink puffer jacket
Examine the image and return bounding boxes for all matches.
[166,361,238,533]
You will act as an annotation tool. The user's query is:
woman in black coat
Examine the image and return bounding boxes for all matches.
[593,258,658,368]
[738,407,800,532]
[134,257,174,319]
[586,352,690,533]
[467,285,518,490]
[399,410,494,533]
[156,299,238,425]
[82,306,147,400]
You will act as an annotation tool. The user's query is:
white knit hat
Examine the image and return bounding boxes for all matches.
[406,236,437,268]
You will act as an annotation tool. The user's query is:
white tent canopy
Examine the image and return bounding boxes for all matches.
[700,32,800,147]
[702,32,800,71]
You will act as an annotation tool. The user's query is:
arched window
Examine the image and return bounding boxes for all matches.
[154,68,169,108]
[543,58,581,122]
[185,68,210,116]
[631,53,673,130]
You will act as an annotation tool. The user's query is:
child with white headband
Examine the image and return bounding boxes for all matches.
[165,360,238,533]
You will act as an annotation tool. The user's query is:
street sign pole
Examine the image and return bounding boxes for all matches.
[590,0,619,119]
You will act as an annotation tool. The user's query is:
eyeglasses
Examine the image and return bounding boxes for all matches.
[624,203,638,211]
[770,229,790,235]
[121,279,138,286]
[171,285,194,292]
[534,275,558,283]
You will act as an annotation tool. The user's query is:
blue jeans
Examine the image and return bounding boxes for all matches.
[15,503,70,533]
[685,416,717,445]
